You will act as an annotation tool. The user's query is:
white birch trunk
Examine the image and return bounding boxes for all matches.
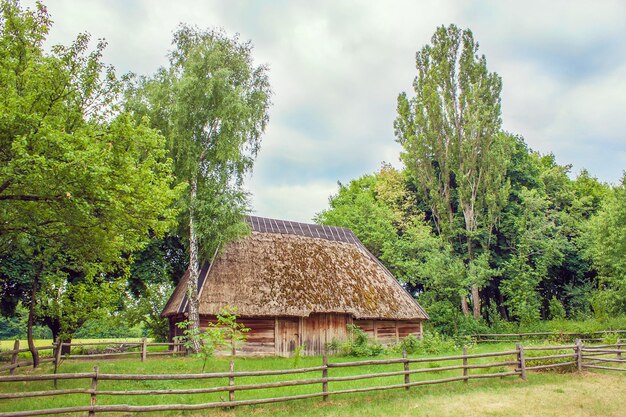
[187,177,201,353]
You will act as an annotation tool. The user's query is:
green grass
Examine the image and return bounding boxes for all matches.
[1,341,623,416]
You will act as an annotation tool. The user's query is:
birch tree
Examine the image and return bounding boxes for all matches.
[127,26,271,351]
[395,24,511,319]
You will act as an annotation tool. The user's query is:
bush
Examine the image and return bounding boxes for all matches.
[548,297,567,320]
[415,331,457,355]
[399,334,420,354]
[338,324,385,357]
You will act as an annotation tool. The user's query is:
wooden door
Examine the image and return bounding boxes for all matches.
[276,318,300,356]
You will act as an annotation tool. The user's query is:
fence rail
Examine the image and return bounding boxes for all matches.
[1,340,623,417]
[0,339,185,375]
[473,330,626,343]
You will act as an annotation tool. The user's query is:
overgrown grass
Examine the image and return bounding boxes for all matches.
[1,341,623,416]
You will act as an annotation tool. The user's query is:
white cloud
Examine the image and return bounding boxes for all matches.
[23,0,626,222]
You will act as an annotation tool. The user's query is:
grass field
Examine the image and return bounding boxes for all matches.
[0,340,624,416]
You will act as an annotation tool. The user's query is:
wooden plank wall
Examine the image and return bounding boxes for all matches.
[353,319,422,344]
[301,313,349,356]
[197,316,276,355]
[170,315,424,356]
[276,318,299,356]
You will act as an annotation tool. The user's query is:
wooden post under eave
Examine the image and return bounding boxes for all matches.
[575,339,583,372]
[10,340,19,375]
[516,343,527,381]
[322,354,329,401]
[462,346,468,383]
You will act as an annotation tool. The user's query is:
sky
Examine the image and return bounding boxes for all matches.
[26,0,626,222]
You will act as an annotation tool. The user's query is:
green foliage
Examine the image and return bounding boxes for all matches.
[213,306,250,355]
[74,316,142,339]
[395,24,511,318]
[125,25,272,261]
[548,297,566,320]
[291,344,305,368]
[337,324,385,357]
[398,334,420,354]
[174,307,250,371]
[410,331,457,355]
[0,0,180,346]
[581,175,626,317]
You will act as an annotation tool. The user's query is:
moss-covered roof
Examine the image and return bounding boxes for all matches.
[162,217,428,320]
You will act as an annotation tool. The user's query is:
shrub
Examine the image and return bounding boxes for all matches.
[399,334,420,354]
[548,297,567,320]
[416,331,457,355]
[339,324,385,357]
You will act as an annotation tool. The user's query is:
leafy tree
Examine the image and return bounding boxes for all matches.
[0,1,179,365]
[125,26,271,351]
[122,236,186,341]
[582,175,626,317]
[395,24,511,318]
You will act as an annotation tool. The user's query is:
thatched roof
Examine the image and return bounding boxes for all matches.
[162,216,428,320]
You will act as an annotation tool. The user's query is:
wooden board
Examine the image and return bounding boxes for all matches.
[276,318,300,356]
[196,315,276,355]
[302,314,349,355]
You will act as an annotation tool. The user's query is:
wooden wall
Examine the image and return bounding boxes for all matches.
[300,313,349,356]
[353,319,422,343]
[169,315,423,356]
[199,316,275,355]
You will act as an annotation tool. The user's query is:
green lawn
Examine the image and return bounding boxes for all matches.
[0,341,624,416]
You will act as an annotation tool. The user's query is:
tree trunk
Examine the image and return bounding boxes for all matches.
[471,284,481,319]
[27,272,40,369]
[467,239,481,320]
[498,291,509,321]
[187,177,201,353]
[461,297,470,316]
[47,318,75,355]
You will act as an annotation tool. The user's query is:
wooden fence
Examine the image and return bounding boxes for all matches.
[0,341,623,417]
[472,330,626,343]
[0,340,184,375]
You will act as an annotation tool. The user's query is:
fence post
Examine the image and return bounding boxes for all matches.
[462,346,468,383]
[402,350,410,390]
[141,338,147,362]
[575,338,583,372]
[10,340,19,375]
[53,339,63,388]
[89,366,98,417]
[617,338,622,359]
[228,360,235,407]
[516,343,527,381]
[322,354,329,401]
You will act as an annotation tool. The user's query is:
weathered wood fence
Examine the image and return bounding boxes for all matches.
[473,330,626,343]
[0,341,623,417]
[0,340,184,374]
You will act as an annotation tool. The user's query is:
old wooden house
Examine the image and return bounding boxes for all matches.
[161,216,428,356]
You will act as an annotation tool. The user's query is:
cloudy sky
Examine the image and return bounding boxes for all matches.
[29,0,626,222]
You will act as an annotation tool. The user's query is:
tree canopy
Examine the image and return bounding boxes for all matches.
[125,25,272,349]
[395,24,511,318]
[0,0,180,362]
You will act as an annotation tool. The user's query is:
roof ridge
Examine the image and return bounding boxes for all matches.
[246,215,358,245]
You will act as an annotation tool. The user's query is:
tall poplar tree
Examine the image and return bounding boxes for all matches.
[395,24,510,319]
[127,26,271,351]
